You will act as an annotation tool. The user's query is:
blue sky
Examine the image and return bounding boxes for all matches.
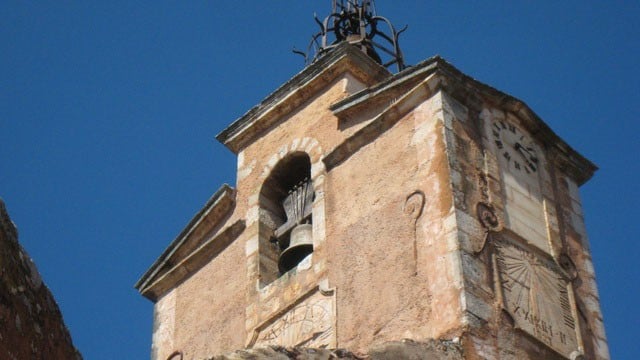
[1,2,638,359]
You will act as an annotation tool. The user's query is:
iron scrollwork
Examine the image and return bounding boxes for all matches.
[295,0,407,72]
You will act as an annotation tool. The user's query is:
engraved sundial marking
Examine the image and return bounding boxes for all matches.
[252,288,336,349]
[258,302,333,347]
[496,238,581,358]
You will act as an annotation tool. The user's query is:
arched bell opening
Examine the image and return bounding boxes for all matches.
[258,152,315,286]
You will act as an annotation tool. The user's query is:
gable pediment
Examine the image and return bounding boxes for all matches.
[216,43,391,154]
[135,184,243,301]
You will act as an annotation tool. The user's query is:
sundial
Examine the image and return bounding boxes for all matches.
[496,237,582,358]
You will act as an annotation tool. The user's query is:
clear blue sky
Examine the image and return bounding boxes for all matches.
[1,2,638,359]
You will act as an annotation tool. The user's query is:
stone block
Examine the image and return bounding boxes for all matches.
[595,338,610,360]
[369,339,463,360]
[460,251,491,294]
[245,238,258,256]
[463,290,493,323]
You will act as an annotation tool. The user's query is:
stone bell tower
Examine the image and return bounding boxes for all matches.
[136,2,609,359]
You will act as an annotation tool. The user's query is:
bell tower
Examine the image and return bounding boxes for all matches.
[136,2,609,359]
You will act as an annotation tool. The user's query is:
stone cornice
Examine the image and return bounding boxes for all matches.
[329,56,597,185]
[137,220,245,302]
[330,55,442,118]
[324,73,443,171]
[216,43,391,154]
[135,184,237,300]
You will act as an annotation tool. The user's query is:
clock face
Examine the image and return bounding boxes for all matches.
[491,120,539,175]
[488,115,550,253]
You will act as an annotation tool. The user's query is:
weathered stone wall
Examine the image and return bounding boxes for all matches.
[556,175,609,358]
[150,71,468,357]
[0,200,81,360]
[326,93,463,351]
[436,88,609,359]
[236,79,465,353]
[150,74,370,358]
[151,235,247,360]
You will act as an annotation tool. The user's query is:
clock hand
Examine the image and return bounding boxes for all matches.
[513,143,538,171]
[514,143,538,162]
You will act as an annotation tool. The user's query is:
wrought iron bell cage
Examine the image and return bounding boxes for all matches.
[296,0,407,72]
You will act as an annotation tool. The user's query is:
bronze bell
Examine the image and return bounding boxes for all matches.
[278,223,313,274]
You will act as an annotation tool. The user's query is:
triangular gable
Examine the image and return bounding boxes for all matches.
[135,184,242,301]
[216,43,391,154]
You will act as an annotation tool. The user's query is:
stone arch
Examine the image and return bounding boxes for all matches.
[258,137,324,185]
[244,137,327,288]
